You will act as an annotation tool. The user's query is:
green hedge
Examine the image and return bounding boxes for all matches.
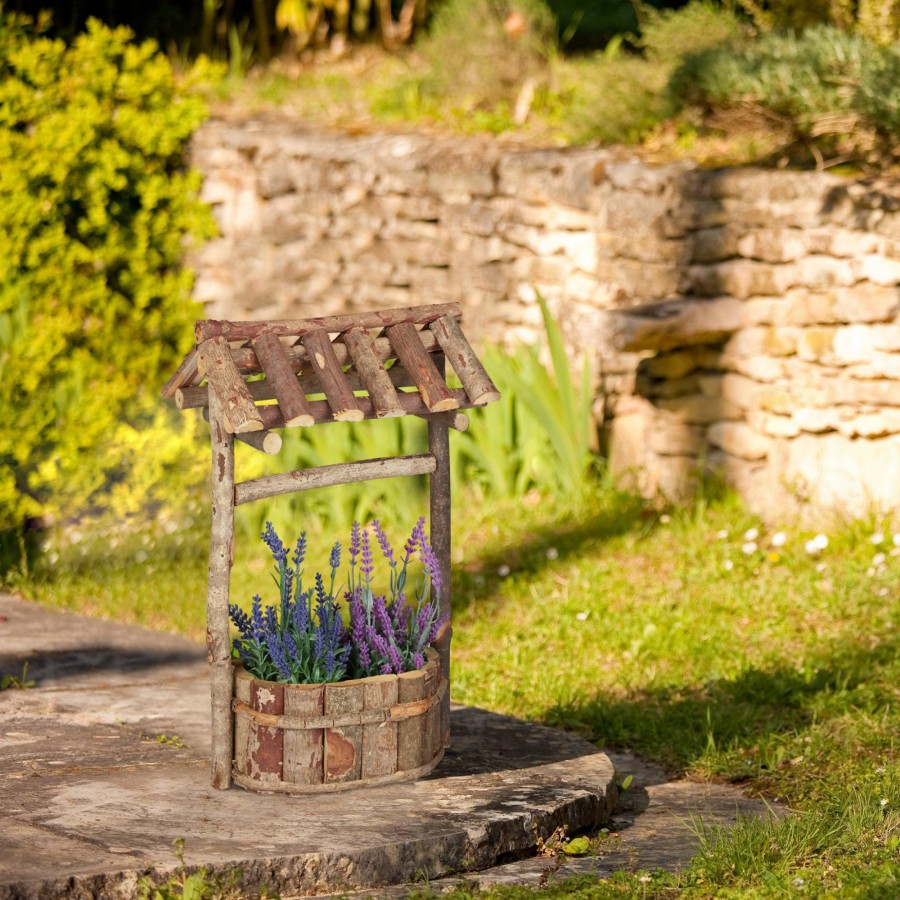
[671,24,900,160]
[0,10,214,548]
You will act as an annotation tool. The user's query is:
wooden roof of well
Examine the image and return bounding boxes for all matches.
[161,302,500,436]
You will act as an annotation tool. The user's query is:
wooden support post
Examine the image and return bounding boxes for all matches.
[206,383,236,789]
[428,353,452,748]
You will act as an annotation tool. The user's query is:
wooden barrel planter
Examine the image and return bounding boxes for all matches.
[232,649,445,793]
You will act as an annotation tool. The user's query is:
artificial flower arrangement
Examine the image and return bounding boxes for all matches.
[229,516,448,685]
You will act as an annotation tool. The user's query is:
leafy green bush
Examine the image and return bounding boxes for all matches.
[0,11,215,550]
[557,0,743,144]
[736,0,899,46]
[671,24,900,161]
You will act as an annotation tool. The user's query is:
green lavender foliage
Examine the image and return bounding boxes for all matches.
[0,10,215,538]
[454,292,594,499]
[671,24,900,156]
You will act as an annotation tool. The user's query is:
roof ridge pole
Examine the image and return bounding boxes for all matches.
[428,351,452,749]
[207,382,236,789]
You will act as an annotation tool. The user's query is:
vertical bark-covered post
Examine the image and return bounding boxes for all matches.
[207,384,236,788]
[428,353,452,748]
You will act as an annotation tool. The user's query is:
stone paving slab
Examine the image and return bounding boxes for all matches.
[0,595,618,899]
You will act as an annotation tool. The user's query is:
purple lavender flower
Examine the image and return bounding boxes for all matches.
[371,520,396,566]
[292,532,308,569]
[349,521,361,564]
[263,605,278,636]
[404,517,425,563]
[291,591,310,633]
[250,594,265,639]
[373,595,393,637]
[413,651,425,670]
[360,529,374,583]
[329,541,341,571]
[261,522,288,566]
[229,603,252,640]
[418,530,442,600]
[265,631,292,681]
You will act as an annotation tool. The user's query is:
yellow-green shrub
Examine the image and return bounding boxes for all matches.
[0,10,215,547]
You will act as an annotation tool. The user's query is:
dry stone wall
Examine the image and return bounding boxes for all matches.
[190,117,900,523]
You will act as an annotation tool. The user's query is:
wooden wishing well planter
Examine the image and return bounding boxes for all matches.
[161,303,499,792]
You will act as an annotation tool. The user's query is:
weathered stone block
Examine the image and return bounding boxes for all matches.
[837,410,900,437]
[797,328,836,362]
[736,229,807,263]
[722,373,760,410]
[691,226,739,263]
[649,420,706,456]
[644,350,703,380]
[747,410,801,438]
[773,433,900,519]
[707,421,772,460]
[830,284,900,323]
[688,260,786,300]
[657,393,742,424]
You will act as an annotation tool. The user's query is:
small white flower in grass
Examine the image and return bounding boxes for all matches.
[893,533,900,547]
[873,552,886,566]
[716,529,729,540]
[638,876,652,884]
[724,559,734,571]
[742,541,758,555]
[575,611,590,621]
[546,547,559,560]
[870,532,885,545]
[744,527,759,541]
[497,564,511,578]
[805,534,828,554]
[867,567,876,577]
[659,514,671,524]
[815,562,828,573]
[135,550,149,564]
[770,531,787,548]
[881,798,889,807]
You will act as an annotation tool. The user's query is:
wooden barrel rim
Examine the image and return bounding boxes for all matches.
[231,747,445,795]
[233,676,447,731]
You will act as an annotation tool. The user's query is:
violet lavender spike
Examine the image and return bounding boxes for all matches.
[360,529,374,583]
[419,530,443,599]
[250,594,265,640]
[261,522,288,566]
[371,520,396,566]
[329,541,341,571]
[349,521,361,564]
[292,532,308,569]
[404,517,426,563]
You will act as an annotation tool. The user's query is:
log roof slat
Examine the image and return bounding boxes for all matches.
[161,302,499,443]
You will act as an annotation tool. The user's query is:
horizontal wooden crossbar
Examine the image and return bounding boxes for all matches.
[233,454,437,506]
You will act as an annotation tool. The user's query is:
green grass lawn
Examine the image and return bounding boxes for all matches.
[10,485,900,898]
